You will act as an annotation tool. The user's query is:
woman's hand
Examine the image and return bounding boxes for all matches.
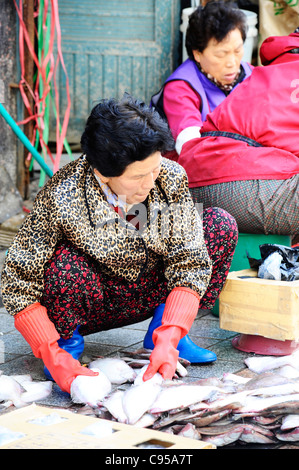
[142,325,180,381]
[39,342,98,393]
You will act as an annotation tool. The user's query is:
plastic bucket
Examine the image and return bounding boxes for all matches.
[180,7,258,64]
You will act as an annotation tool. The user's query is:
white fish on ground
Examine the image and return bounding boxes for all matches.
[133,412,157,428]
[88,358,136,384]
[70,368,112,407]
[281,414,299,431]
[241,371,293,390]
[150,384,228,414]
[201,423,276,447]
[201,424,244,447]
[21,380,53,403]
[133,365,164,386]
[244,350,299,374]
[276,428,299,442]
[275,365,299,379]
[0,373,52,407]
[222,373,251,385]
[246,382,299,398]
[122,381,162,425]
[238,425,276,445]
[204,390,250,412]
[236,393,299,414]
[175,360,188,378]
[0,374,27,408]
[12,375,33,385]
[177,423,202,440]
[102,390,127,423]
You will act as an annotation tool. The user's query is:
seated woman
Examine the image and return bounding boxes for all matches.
[1,94,238,394]
[151,1,253,158]
[177,30,299,236]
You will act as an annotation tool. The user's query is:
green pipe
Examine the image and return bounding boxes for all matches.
[0,102,53,177]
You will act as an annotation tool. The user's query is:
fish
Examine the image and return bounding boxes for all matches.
[70,368,112,407]
[133,365,164,386]
[203,378,299,414]
[175,361,189,378]
[121,348,191,373]
[201,424,244,447]
[275,365,299,379]
[75,404,110,419]
[122,348,191,367]
[102,390,127,423]
[0,374,27,408]
[134,412,159,428]
[276,428,299,442]
[21,380,53,403]
[11,375,33,385]
[193,376,231,388]
[252,415,282,426]
[204,390,250,412]
[0,372,53,408]
[222,373,251,385]
[177,423,202,440]
[238,425,276,445]
[241,371,293,390]
[88,358,136,384]
[244,351,299,375]
[150,383,228,414]
[246,382,299,397]
[200,423,276,447]
[122,381,161,425]
[121,358,150,368]
[281,414,299,431]
[236,393,299,414]
[190,409,232,427]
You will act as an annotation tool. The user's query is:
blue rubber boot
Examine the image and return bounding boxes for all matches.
[44,326,85,381]
[143,304,217,363]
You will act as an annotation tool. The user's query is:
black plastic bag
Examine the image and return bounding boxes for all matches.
[247,244,299,281]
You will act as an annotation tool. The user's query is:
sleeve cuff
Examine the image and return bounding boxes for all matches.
[162,287,200,336]
[175,126,201,155]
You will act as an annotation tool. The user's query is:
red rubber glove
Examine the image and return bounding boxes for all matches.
[143,287,200,381]
[143,325,181,380]
[14,303,98,393]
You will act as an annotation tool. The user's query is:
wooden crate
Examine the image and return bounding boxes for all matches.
[219,269,299,341]
[0,404,215,449]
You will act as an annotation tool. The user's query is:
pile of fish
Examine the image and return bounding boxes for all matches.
[3,349,299,447]
[71,349,299,447]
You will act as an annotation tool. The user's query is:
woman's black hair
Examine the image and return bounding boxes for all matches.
[81,94,175,177]
[186,1,248,60]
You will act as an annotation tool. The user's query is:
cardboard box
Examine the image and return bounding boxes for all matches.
[219,269,299,341]
[0,404,215,449]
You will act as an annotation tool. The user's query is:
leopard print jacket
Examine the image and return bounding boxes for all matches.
[1,155,212,316]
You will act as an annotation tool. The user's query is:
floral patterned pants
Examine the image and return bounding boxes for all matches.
[41,207,238,338]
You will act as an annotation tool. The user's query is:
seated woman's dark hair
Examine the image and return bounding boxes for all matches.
[81,93,175,177]
[186,1,248,60]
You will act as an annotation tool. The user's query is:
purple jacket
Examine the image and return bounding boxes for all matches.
[151,58,253,121]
